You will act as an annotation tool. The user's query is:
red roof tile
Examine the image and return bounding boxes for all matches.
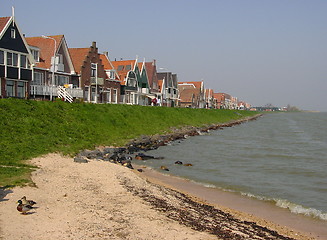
[99,54,114,70]
[179,88,199,103]
[25,35,64,69]
[68,48,89,74]
[111,60,136,85]
[0,17,11,34]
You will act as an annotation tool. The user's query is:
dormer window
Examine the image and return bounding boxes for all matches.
[108,70,116,80]
[125,65,131,71]
[30,47,40,62]
[11,28,16,39]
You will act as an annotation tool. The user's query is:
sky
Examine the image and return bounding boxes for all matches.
[1,0,326,111]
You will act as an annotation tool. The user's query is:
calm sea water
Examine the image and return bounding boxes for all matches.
[142,112,327,221]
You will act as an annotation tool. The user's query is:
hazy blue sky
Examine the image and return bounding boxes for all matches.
[1,0,326,111]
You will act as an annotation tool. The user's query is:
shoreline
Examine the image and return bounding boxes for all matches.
[0,153,322,240]
[1,114,326,239]
[133,163,327,240]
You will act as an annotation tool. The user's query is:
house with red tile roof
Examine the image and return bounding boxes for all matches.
[157,71,179,107]
[213,93,232,109]
[0,16,34,98]
[112,58,154,105]
[69,42,120,103]
[98,53,121,104]
[25,35,82,101]
[178,81,205,108]
[111,59,138,104]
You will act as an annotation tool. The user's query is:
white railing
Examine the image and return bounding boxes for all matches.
[30,85,83,99]
[57,86,73,103]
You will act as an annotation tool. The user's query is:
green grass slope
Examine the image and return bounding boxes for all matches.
[0,98,258,187]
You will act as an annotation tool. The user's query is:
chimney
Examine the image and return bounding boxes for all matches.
[103,51,108,57]
[92,41,96,48]
[153,59,156,66]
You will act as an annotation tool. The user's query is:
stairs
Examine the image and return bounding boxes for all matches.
[57,86,73,103]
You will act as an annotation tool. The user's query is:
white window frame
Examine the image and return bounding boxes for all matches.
[91,63,97,77]
[20,55,27,68]
[30,48,40,62]
[106,88,111,103]
[33,72,44,85]
[7,52,13,66]
[113,89,117,103]
[6,79,15,97]
[11,28,16,39]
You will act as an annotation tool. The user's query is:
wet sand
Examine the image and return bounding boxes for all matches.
[134,164,327,239]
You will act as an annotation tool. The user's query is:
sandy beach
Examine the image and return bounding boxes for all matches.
[0,153,325,240]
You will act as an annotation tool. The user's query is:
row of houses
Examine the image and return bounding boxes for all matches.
[0,14,251,109]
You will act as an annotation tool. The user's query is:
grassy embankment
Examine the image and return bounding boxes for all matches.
[0,98,258,187]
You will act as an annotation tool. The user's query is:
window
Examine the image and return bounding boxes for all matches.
[0,50,4,65]
[106,88,111,103]
[33,72,44,85]
[31,49,39,62]
[17,81,25,98]
[11,28,16,39]
[7,52,13,66]
[125,65,131,71]
[13,53,18,67]
[84,86,89,101]
[6,80,15,97]
[91,63,97,77]
[117,65,124,71]
[91,86,96,102]
[57,54,63,64]
[20,55,27,68]
[113,89,117,103]
[109,70,115,80]
[55,75,69,86]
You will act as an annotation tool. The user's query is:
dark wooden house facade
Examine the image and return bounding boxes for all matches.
[0,16,33,98]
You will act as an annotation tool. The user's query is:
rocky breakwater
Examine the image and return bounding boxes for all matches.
[73,113,262,171]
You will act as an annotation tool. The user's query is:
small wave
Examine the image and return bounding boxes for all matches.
[240,192,327,221]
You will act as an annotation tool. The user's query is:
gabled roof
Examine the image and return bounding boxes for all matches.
[144,61,158,89]
[99,53,119,80]
[0,17,11,35]
[26,35,64,69]
[68,48,90,74]
[99,54,114,70]
[1,16,34,63]
[111,59,137,85]
[179,88,199,103]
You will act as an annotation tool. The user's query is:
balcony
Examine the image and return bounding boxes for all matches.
[30,85,83,98]
[90,77,104,85]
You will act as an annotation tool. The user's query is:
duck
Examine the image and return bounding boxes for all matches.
[175,161,183,165]
[160,166,169,171]
[21,196,36,206]
[17,200,33,215]
[183,163,193,166]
